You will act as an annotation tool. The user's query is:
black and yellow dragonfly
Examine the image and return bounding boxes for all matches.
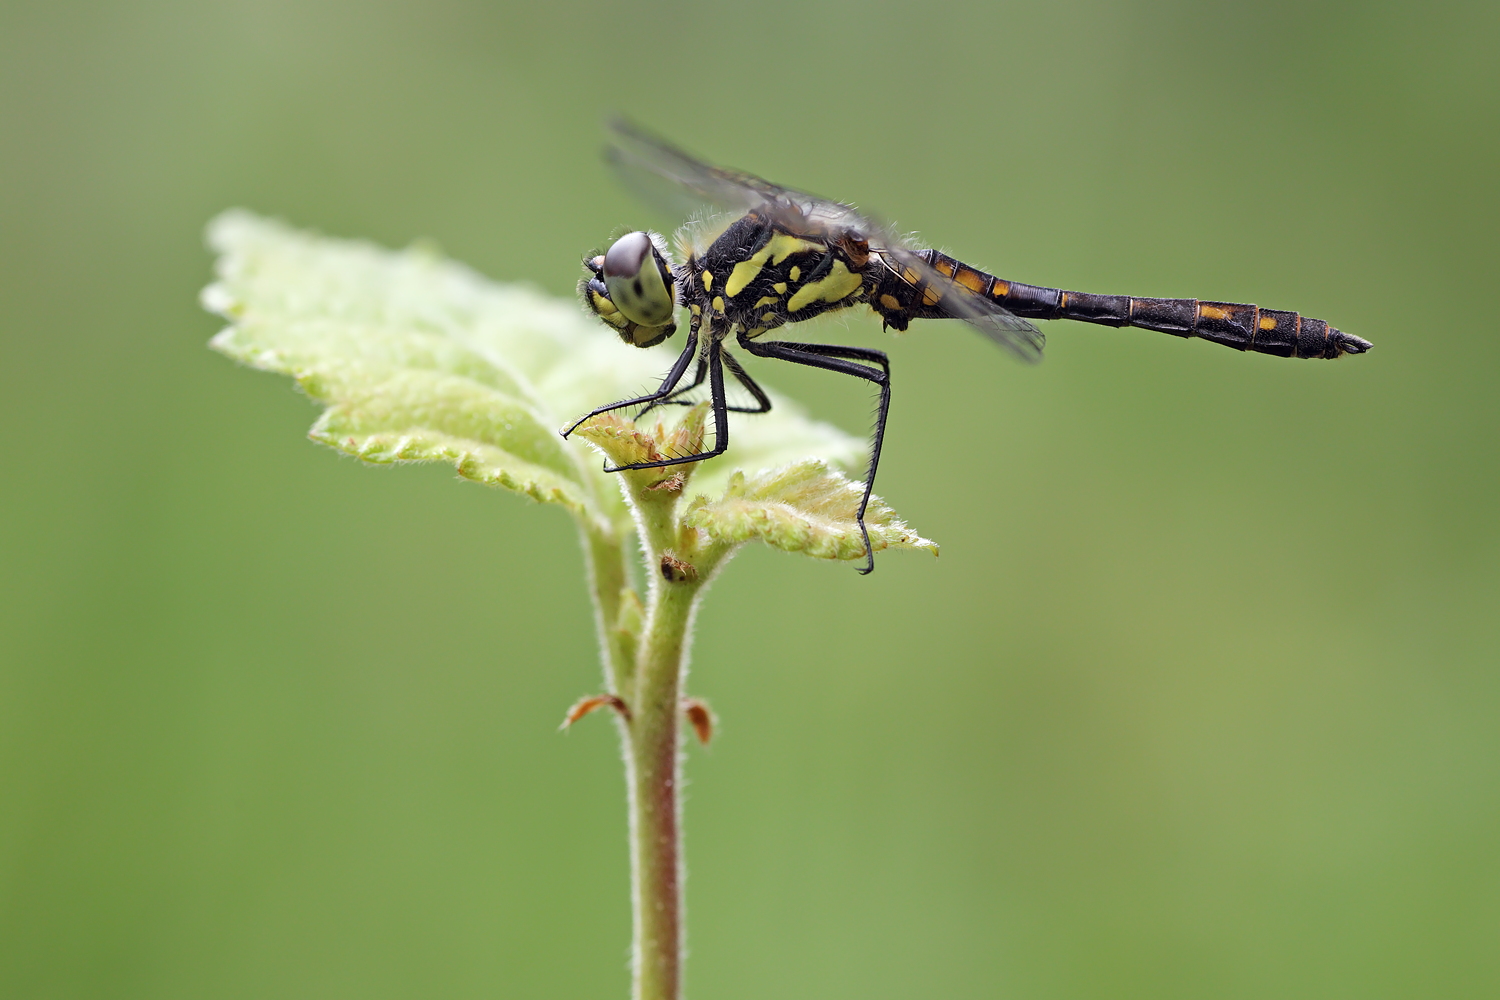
[565,120,1371,574]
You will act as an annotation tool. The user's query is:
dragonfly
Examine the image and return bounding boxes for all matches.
[563,119,1371,574]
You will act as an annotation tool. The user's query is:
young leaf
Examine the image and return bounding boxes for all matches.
[683,460,939,561]
[203,211,864,529]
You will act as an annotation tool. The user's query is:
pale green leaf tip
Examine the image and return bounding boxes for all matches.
[684,459,939,561]
[202,211,936,558]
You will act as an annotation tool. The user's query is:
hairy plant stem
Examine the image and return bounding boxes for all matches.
[624,572,698,1000]
[582,474,728,1000]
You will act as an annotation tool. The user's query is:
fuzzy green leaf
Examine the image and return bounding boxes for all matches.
[683,460,939,560]
[203,211,865,529]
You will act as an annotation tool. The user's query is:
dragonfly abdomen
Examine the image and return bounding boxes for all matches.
[920,250,1369,359]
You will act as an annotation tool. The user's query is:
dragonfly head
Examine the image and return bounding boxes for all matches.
[579,230,679,348]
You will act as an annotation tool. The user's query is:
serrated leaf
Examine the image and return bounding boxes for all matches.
[683,460,939,561]
[204,211,865,528]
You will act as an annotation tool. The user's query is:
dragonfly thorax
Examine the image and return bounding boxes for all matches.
[683,212,872,338]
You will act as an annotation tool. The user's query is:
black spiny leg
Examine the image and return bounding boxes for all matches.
[562,324,699,438]
[601,337,732,473]
[640,349,771,418]
[636,355,707,419]
[738,333,891,574]
[721,350,773,414]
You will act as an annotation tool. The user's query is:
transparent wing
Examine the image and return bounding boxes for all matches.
[606,118,901,245]
[963,309,1047,365]
[606,118,1044,363]
[606,117,819,221]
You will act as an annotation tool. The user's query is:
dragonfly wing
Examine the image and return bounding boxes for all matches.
[957,305,1047,365]
[606,118,891,240]
[606,118,788,215]
[606,119,1045,363]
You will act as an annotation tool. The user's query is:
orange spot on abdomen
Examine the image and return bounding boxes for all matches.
[953,266,987,293]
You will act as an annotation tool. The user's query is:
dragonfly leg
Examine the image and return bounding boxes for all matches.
[636,356,707,418]
[739,335,890,574]
[601,337,732,473]
[638,341,772,418]
[561,326,699,438]
[721,350,773,414]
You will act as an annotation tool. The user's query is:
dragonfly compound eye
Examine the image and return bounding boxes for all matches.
[603,231,678,331]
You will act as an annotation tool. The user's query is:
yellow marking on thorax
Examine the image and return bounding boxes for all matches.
[772,282,788,294]
[724,247,772,298]
[712,296,725,313]
[1198,303,1229,321]
[725,235,822,299]
[701,271,714,291]
[878,293,902,311]
[1258,315,1278,330]
[786,260,863,312]
[753,295,779,309]
[788,265,801,282]
[769,234,820,263]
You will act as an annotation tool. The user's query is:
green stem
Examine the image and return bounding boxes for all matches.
[581,504,697,1000]
[625,574,699,1000]
[575,408,733,1000]
[580,515,682,998]
[611,468,728,1000]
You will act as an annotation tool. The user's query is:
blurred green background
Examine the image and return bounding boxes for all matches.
[3,0,1497,997]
